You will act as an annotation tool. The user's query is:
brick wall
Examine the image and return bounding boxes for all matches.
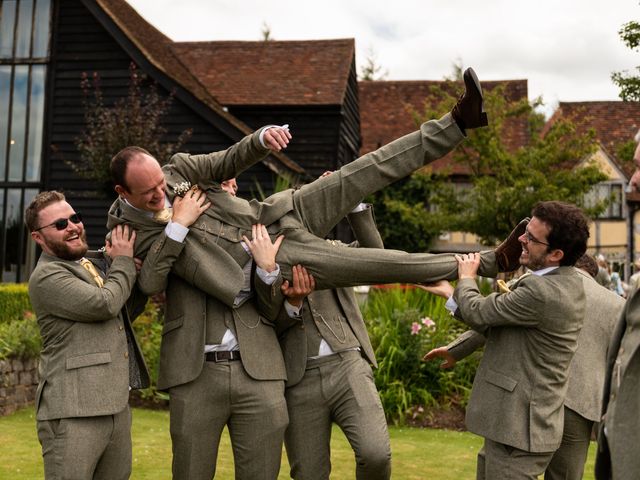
[0,358,39,416]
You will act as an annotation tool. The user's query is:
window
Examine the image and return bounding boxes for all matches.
[0,0,51,282]
[584,182,624,219]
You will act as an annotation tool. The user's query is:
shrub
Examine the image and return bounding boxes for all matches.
[131,300,166,402]
[363,286,481,424]
[0,311,41,360]
[0,284,31,325]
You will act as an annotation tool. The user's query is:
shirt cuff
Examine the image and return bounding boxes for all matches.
[351,202,368,213]
[259,124,290,148]
[284,300,302,318]
[256,264,280,285]
[445,295,458,314]
[165,220,189,243]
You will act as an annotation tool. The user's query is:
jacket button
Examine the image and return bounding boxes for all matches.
[119,325,124,331]
[124,352,129,359]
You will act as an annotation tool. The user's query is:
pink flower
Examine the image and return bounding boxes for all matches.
[411,322,422,335]
[421,317,436,331]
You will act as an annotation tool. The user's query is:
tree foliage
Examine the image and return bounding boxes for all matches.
[612,20,640,101]
[71,63,192,188]
[359,47,388,81]
[369,81,607,250]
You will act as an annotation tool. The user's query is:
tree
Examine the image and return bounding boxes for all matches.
[359,47,388,81]
[261,22,273,41]
[368,81,607,250]
[612,20,640,101]
[71,63,192,192]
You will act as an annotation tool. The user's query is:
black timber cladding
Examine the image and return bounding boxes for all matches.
[45,0,277,249]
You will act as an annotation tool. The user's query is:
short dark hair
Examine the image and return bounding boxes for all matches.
[574,253,598,278]
[110,146,153,191]
[531,201,590,266]
[25,191,66,232]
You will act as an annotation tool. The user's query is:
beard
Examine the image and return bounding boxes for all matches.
[45,230,89,260]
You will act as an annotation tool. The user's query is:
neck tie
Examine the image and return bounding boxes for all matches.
[153,207,173,224]
[80,258,104,287]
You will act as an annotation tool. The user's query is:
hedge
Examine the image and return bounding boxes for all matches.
[0,284,32,324]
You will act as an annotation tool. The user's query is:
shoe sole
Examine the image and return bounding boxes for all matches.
[465,68,489,127]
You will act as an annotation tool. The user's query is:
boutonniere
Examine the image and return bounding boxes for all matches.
[173,181,192,197]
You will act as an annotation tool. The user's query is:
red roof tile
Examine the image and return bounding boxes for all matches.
[546,101,640,177]
[171,39,355,106]
[358,79,529,174]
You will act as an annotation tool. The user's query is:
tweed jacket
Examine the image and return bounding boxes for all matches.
[450,270,623,424]
[28,253,149,421]
[595,287,640,480]
[140,234,287,390]
[451,267,585,453]
[565,270,623,421]
[106,129,289,308]
[277,206,382,386]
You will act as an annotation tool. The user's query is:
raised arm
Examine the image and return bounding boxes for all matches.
[163,126,291,189]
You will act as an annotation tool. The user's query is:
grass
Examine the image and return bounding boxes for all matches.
[0,407,596,479]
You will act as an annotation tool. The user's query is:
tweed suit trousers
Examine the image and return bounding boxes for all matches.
[271,113,498,289]
[284,351,390,480]
[37,406,132,480]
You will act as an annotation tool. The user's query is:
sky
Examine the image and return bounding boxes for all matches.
[127,0,639,117]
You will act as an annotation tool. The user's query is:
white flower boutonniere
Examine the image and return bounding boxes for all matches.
[173,181,192,197]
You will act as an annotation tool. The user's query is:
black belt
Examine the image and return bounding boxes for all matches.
[205,351,242,362]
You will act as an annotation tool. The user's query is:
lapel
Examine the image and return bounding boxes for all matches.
[40,252,98,286]
[107,197,165,232]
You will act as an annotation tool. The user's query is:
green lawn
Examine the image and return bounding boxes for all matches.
[0,407,596,479]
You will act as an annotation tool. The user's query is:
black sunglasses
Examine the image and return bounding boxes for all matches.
[35,213,83,232]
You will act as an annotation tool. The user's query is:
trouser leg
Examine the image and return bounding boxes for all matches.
[544,407,593,480]
[480,438,553,480]
[275,228,497,290]
[330,354,391,480]
[37,409,131,480]
[169,362,230,480]
[292,113,464,238]
[227,362,288,480]
[284,368,333,480]
[93,407,132,480]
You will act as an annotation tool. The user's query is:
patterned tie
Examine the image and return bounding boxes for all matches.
[80,258,104,287]
[152,207,173,224]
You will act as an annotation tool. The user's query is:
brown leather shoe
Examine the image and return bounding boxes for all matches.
[495,218,529,272]
[451,67,489,131]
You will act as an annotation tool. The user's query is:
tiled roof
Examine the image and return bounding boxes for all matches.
[93,0,303,174]
[358,79,529,174]
[545,101,640,177]
[171,39,355,106]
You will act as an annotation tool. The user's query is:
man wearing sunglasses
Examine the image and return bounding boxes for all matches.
[422,201,590,479]
[26,191,149,480]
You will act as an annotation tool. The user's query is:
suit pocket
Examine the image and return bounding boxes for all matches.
[485,368,518,392]
[163,315,184,335]
[66,352,111,370]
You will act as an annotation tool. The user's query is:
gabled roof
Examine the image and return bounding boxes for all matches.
[87,0,303,174]
[358,79,530,174]
[545,101,640,177]
[171,39,355,106]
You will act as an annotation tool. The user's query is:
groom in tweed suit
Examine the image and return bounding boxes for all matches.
[424,201,590,480]
[26,191,149,480]
[106,68,515,310]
